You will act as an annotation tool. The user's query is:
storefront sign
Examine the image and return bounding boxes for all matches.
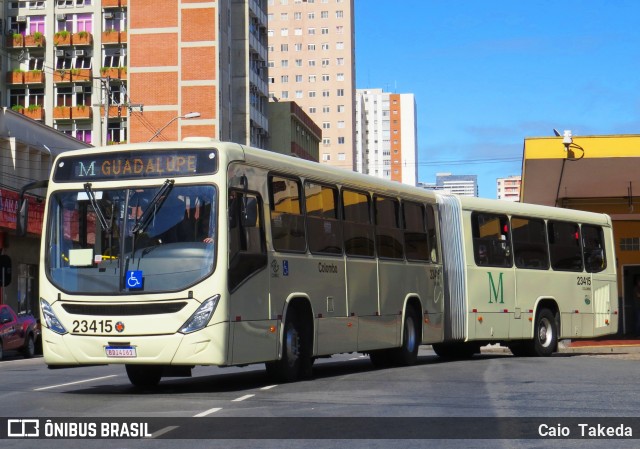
[0,188,44,235]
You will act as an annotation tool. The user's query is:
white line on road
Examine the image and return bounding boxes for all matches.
[193,407,222,417]
[33,375,118,391]
[151,426,179,439]
[260,384,278,390]
[232,394,255,402]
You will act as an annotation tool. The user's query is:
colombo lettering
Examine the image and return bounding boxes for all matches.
[318,263,338,274]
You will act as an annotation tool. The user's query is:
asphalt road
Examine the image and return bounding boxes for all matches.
[1,347,640,449]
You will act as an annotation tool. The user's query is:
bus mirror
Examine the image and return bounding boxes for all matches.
[0,255,11,287]
[241,197,258,227]
[16,198,28,237]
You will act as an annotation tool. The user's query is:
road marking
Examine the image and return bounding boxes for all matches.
[151,426,179,439]
[33,375,118,391]
[194,407,222,417]
[232,394,255,402]
[260,384,278,390]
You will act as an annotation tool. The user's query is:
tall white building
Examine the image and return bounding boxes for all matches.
[355,88,417,185]
[418,173,478,197]
[497,175,521,201]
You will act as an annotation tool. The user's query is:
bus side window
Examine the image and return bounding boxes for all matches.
[269,175,306,253]
[426,204,439,263]
[305,182,342,255]
[342,189,374,258]
[582,225,606,273]
[375,196,403,259]
[228,190,267,292]
[548,221,583,272]
[511,217,549,270]
[403,201,429,262]
[471,212,512,267]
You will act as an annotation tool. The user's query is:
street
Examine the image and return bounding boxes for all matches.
[2,347,640,448]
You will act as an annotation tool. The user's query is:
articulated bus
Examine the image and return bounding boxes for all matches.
[21,140,618,387]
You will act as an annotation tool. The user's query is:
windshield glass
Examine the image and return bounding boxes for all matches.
[46,184,217,294]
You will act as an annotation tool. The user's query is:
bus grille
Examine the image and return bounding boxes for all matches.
[61,302,188,316]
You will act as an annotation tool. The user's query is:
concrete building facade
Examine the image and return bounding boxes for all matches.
[497,175,521,201]
[266,0,356,170]
[267,100,320,161]
[1,0,269,146]
[355,88,417,185]
[418,173,478,197]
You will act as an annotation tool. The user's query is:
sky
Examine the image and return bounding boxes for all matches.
[354,0,640,198]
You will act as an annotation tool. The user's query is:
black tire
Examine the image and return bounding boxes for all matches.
[532,308,558,357]
[125,365,163,388]
[369,349,393,368]
[266,308,312,382]
[508,341,534,357]
[432,342,478,359]
[392,307,420,366]
[22,334,35,358]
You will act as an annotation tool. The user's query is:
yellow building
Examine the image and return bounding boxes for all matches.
[522,134,640,334]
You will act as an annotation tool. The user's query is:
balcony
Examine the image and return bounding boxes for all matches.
[53,69,72,83]
[24,33,45,48]
[100,67,126,80]
[102,29,120,44]
[16,105,44,121]
[7,34,23,49]
[71,68,92,83]
[71,106,92,119]
[53,106,72,120]
[54,31,72,46]
[100,105,124,118]
[72,32,93,46]
[24,70,45,84]
[6,71,24,84]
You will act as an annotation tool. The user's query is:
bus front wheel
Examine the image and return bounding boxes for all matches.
[126,365,163,388]
[266,308,312,382]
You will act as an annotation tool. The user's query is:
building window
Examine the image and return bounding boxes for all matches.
[309,107,316,113]
[281,28,288,36]
[309,75,316,82]
[323,106,330,113]
[281,44,288,51]
[337,105,345,112]
[322,74,330,82]
[294,28,302,35]
[322,90,330,97]
[309,91,316,98]
[281,59,289,68]
[281,75,289,83]
[295,90,303,98]
[336,58,344,65]
[323,138,330,146]
[337,89,344,96]
[321,27,329,34]
[322,122,330,129]
[321,11,329,18]
[322,59,329,67]
[268,29,274,37]
[338,137,345,144]
[294,12,302,20]
[321,43,329,50]
[295,75,303,82]
[308,60,316,67]
[281,91,289,99]
[308,27,315,35]
[295,59,302,67]
[268,61,275,68]
[336,42,344,50]
[308,12,315,19]
[294,43,302,51]
[307,43,316,51]
[338,153,346,161]
[337,121,345,128]
[280,13,288,20]
[336,10,344,18]
[336,25,344,34]
[322,153,330,161]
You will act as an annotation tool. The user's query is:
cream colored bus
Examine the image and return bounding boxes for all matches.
[20,140,617,387]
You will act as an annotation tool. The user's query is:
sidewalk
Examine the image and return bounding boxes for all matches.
[558,338,640,354]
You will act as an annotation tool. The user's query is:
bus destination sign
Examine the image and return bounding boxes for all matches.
[53,150,218,182]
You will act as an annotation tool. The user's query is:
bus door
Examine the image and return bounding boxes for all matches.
[583,225,616,337]
[468,212,515,341]
[512,217,551,339]
[342,189,379,351]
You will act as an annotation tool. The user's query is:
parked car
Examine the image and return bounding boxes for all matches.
[0,304,40,360]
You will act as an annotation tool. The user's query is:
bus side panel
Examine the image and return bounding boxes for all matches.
[466,266,515,340]
[345,258,381,351]
[422,264,445,344]
[515,270,552,339]
[230,320,279,365]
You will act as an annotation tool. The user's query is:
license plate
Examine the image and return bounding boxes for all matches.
[105,346,137,358]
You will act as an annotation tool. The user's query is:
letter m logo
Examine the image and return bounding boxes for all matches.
[488,272,504,304]
[78,161,96,177]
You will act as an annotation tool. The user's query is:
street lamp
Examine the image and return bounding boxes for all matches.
[148,112,201,142]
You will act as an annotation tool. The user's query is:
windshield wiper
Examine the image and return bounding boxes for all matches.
[83,182,110,232]
[131,179,175,235]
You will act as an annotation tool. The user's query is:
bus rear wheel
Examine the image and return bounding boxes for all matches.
[532,308,558,357]
[391,307,420,366]
[126,365,163,388]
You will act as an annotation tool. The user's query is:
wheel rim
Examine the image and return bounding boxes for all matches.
[405,317,416,352]
[285,324,300,368]
[538,317,553,348]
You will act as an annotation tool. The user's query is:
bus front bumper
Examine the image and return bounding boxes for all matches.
[41,321,230,366]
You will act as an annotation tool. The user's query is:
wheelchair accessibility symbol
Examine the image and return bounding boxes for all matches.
[126,270,143,289]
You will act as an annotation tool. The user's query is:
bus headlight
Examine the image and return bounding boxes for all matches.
[179,295,220,334]
[40,298,67,335]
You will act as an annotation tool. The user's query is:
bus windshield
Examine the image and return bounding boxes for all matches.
[46,184,217,294]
